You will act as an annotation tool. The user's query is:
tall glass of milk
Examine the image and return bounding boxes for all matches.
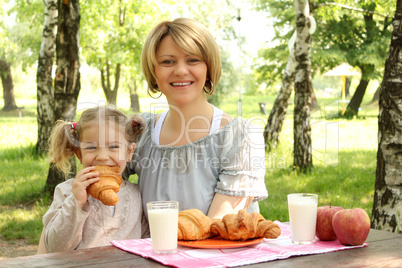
[147,201,179,254]
[287,193,318,244]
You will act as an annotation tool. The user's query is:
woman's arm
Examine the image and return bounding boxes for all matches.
[210,118,267,219]
[207,193,253,219]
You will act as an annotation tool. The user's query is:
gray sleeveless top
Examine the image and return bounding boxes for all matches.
[123,109,268,219]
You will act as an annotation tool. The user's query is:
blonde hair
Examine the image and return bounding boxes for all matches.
[48,106,144,176]
[141,17,221,95]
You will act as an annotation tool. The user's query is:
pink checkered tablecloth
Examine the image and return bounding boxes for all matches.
[111,221,368,268]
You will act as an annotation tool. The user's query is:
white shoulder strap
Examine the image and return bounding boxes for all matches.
[153,110,168,145]
[210,105,223,134]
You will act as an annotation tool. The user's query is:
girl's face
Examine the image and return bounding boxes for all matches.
[154,35,208,106]
[76,120,134,175]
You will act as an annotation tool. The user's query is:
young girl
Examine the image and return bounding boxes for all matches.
[124,18,268,221]
[38,105,144,253]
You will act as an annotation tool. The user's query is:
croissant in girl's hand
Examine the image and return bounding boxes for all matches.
[178,209,212,240]
[87,165,122,206]
[210,209,281,241]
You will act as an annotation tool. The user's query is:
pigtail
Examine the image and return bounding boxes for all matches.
[126,115,145,143]
[48,120,79,176]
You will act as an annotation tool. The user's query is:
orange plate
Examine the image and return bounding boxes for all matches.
[177,237,263,249]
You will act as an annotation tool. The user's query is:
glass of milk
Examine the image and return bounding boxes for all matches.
[287,193,318,244]
[147,201,179,254]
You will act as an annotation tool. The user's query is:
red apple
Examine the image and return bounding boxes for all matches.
[316,205,344,241]
[332,208,370,246]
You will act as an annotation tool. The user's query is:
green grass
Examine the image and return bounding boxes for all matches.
[0,94,378,248]
[0,115,51,244]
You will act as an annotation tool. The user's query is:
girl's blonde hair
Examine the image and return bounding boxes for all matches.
[48,106,144,176]
[141,17,221,95]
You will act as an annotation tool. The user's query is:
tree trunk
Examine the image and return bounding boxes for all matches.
[45,0,81,195]
[263,48,296,150]
[0,56,18,111]
[311,88,319,110]
[129,78,140,112]
[371,0,402,234]
[100,61,120,105]
[345,77,351,97]
[344,10,376,118]
[344,67,370,117]
[371,86,380,103]
[293,0,313,172]
[36,0,58,154]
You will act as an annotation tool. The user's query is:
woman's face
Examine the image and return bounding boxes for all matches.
[154,35,208,106]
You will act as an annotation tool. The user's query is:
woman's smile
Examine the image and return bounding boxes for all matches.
[155,35,208,105]
[171,81,193,87]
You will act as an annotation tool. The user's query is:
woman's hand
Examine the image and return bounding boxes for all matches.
[72,166,99,209]
[207,193,253,219]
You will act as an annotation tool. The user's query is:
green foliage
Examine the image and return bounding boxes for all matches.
[2,0,43,69]
[78,0,241,106]
[254,0,396,82]
[80,0,164,98]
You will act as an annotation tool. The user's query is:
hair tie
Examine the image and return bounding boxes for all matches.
[131,120,139,128]
[71,123,77,134]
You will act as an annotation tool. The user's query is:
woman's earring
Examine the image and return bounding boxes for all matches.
[147,86,163,99]
[209,80,214,95]
[204,80,214,95]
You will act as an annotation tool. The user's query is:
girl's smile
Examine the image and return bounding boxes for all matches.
[75,121,134,175]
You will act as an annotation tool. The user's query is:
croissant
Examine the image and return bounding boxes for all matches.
[87,165,122,206]
[210,209,281,241]
[178,209,212,240]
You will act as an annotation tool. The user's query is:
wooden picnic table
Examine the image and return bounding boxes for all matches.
[1,228,401,267]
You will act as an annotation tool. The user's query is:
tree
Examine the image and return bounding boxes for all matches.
[263,36,296,150]
[1,0,44,112]
[80,0,160,106]
[127,73,141,112]
[371,0,402,233]
[36,0,58,154]
[336,2,392,117]
[0,55,17,111]
[0,2,28,111]
[0,2,17,112]
[255,0,395,117]
[293,0,313,172]
[44,0,80,195]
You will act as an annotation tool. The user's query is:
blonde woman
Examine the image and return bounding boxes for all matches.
[124,18,268,221]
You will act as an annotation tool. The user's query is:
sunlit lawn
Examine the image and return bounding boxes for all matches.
[0,94,378,248]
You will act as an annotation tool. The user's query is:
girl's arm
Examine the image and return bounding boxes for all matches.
[42,180,91,252]
[207,193,253,219]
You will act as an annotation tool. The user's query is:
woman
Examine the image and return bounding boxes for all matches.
[124,18,268,220]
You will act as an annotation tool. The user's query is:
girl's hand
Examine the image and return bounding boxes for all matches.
[72,166,100,209]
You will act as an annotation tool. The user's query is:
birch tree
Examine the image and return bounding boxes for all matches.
[44,0,81,194]
[36,0,58,153]
[293,0,313,171]
[256,0,395,119]
[263,41,297,150]
[371,0,402,233]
